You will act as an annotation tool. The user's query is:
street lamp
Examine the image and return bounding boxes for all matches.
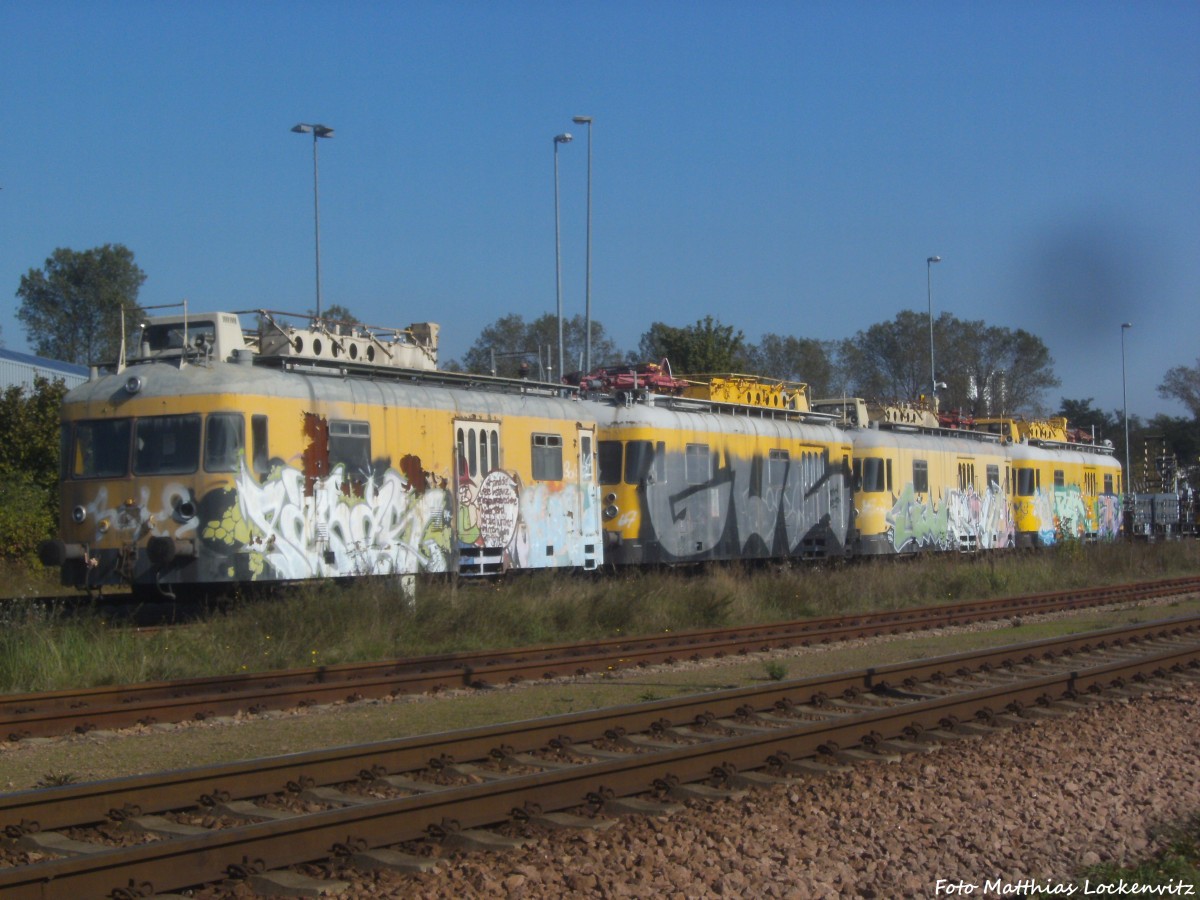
[926,255,941,404]
[292,123,334,318]
[572,115,593,373]
[1121,322,1132,494]
[553,132,573,382]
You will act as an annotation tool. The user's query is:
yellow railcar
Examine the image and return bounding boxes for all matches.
[820,401,1013,555]
[40,311,601,595]
[978,418,1123,547]
[596,380,853,564]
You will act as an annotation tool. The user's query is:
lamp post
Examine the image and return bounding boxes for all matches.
[1121,322,1132,494]
[926,255,941,403]
[553,132,573,382]
[572,115,593,374]
[292,123,334,318]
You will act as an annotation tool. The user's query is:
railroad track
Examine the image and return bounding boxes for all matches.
[0,615,1196,897]
[2,576,1197,742]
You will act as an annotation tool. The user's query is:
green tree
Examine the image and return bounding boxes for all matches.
[742,334,838,396]
[0,377,67,563]
[840,310,1059,414]
[1158,358,1200,420]
[637,316,747,374]
[1054,398,1117,438]
[458,313,620,379]
[16,244,147,365]
[0,377,68,492]
[837,310,932,402]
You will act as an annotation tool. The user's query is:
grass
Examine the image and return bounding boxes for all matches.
[0,540,1197,694]
[1078,814,1200,890]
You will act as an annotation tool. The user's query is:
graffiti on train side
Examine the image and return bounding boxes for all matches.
[887,482,1014,552]
[637,449,851,560]
[1097,494,1121,539]
[201,462,454,579]
[1025,487,1120,545]
[192,454,586,579]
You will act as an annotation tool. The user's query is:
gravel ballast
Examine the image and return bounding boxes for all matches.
[307,682,1200,899]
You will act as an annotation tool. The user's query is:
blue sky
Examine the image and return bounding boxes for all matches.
[2,1,1196,418]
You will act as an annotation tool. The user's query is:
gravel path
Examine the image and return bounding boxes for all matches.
[275,680,1199,899]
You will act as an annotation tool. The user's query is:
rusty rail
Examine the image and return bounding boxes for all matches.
[0,615,1196,898]
[3,576,1197,742]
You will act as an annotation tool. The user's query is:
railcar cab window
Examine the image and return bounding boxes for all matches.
[532,433,563,481]
[204,413,244,473]
[72,419,132,478]
[135,415,201,475]
[329,421,371,484]
[853,457,891,493]
[598,441,622,485]
[252,415,270,480]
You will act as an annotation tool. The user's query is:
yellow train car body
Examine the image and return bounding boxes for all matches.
[42,312,601,593]
[980,418,1123,547]
[848,422,1013,555]
[596,391,853,564]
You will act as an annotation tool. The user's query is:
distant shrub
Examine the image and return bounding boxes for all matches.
[0,474,56,565]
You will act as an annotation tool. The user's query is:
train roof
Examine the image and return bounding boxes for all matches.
[82,309,1112,455]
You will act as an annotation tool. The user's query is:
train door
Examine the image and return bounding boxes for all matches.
[577,426,601,570]
[453,420,507,575]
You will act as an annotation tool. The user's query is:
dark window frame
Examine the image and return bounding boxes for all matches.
[532,432,564,481]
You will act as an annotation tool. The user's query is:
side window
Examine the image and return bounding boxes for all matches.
[861,458,887,493]
[625,440,657,484]
[252,415,270,479]
[59,423,71,481]
[957,461,975,492]
[685,443,710,485]
[987,464,1000,491]
[1016,468,1036,497]
[598,441,622,485]
[330,421,371,481]
[768,449,789,486]
[1054,469,1065,488]
[913,459,928,493]
[532,433,563,481]
[134,415,202,475]
[204,413,244,473]
[580,434,593,482]
[1104,474,1114,494]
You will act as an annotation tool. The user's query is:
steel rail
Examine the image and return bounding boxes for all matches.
[3,576,1197,741]
[0,618,1196,898]
[1,638,1196,898]
[2,615,1196,833]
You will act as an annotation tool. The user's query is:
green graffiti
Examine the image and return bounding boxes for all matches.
[887,483,950,551]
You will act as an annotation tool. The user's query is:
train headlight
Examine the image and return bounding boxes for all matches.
[603,504,619,520]
[604,492,617,504]
[98,518,111,534]
[125,376,143,394]
[72,506,87,524]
